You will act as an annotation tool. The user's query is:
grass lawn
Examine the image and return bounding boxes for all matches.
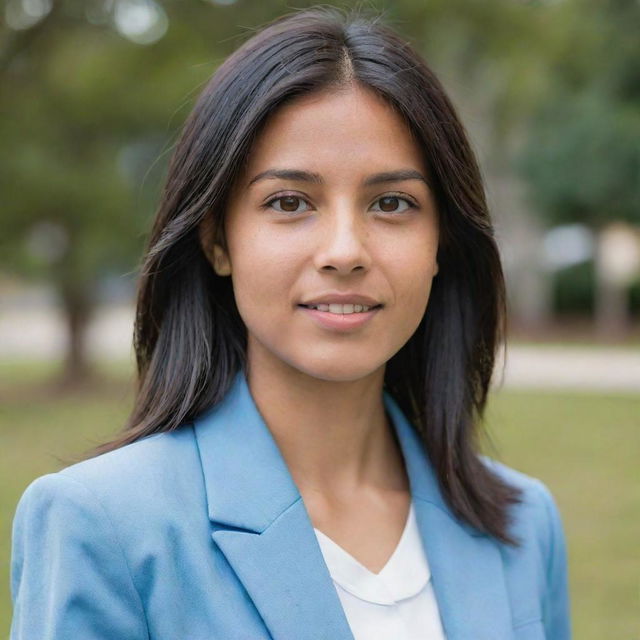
[1,362,638,638]
[484,389,639,639]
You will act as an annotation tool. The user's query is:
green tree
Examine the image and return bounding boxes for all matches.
[5,0,626,379]
[0,0,290,381]
[518,0,640,332]
[519,0,640,227]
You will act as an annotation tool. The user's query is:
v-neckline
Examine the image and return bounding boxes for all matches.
[313,501,414,577]
[313,502,431,605]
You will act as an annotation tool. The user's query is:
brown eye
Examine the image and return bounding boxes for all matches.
[373,195,414,214]
[379,196,400,212]
[266,194,310,214]
[280,196,301,212]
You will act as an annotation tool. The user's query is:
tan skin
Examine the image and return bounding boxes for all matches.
[200,84,439,574]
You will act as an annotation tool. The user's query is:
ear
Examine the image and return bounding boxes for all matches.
[211,245,232,277]
[198,217,232,277]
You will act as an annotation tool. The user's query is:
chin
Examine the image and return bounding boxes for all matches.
[246,332,391,383]
[287,356,387,384]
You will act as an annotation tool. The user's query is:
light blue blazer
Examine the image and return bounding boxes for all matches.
[10,369,571,639]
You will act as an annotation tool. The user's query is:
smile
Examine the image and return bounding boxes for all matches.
[297,305,382,331]
[298,303,382,314]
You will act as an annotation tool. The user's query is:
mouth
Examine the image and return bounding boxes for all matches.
[297,303,382,331]
[297,303,383,314]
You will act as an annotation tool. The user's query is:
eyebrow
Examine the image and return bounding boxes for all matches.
[247,168,430,189]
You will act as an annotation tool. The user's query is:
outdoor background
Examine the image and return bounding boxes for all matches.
[1,0,638,637]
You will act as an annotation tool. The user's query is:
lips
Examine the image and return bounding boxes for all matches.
[298,303,382,313]
[298,303,381,331]
[298,293,383,308]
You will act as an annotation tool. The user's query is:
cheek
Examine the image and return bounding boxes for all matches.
[397,269,435,334]
[384,227,438,296]
[387,237,438,331]
[227,226,303,320]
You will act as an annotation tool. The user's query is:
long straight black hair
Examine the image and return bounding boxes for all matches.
[94,6,521,545]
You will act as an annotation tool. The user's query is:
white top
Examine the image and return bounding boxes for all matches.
[313,502,447,639]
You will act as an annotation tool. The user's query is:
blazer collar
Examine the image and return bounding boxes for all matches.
[193,367,447,532]
[193,369,513,639]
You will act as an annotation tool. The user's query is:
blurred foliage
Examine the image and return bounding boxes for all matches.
[518,0,640,227]
[552,262,640,316]
[0,0,296,375]
[0,0,638,376]
[630,278,640,315]
[553,261,596,315]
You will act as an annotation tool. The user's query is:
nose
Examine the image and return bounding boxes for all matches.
[313,205,372,275]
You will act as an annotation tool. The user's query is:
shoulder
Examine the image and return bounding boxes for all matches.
[481,456,569,591]
[62,425,197,485]
[480,458,572,637]
[481,456,563,531]
[13,425,204,538]
[8,434,202,637]
[482,455,556,506]
[482,456,564,548]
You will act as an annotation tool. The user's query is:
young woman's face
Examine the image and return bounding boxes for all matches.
[206,85,439,383]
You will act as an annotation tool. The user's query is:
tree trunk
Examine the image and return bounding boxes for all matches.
[60,283,93,384]
[594,224,635,340]
[595,277,628,338]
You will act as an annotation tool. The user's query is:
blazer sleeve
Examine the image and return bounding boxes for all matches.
[10,472,149,640]
[537,480,572,640]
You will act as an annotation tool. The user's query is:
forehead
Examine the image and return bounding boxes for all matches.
[239,85,426,183]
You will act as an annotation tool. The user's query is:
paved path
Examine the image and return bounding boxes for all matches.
[1,305,638,392]
[494,345,639,393]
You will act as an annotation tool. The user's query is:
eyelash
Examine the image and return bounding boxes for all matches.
[261,191,419,215]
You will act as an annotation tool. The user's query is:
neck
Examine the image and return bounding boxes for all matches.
[245,348,408,499]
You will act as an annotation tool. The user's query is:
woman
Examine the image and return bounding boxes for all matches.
[10,7,571,639]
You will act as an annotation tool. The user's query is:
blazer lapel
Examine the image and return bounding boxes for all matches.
[384,392,514,639]
[194,369,513,640]
[193,369,354,640]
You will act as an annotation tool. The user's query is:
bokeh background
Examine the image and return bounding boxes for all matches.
[1,0,638,636]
